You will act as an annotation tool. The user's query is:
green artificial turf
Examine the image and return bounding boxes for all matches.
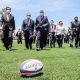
[0,40,80,80]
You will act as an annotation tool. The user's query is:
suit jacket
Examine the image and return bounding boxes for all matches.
[35,16,49,32]
[1,14,15,31]
[71,21,80,33]
[16,31,22,38]
[22,19,34,34]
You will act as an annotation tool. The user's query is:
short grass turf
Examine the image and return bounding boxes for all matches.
[0,40,80,80]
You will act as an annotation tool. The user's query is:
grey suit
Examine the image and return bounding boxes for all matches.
[22,18,34,49]
[35,16,49,49]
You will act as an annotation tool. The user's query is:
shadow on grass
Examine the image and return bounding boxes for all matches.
[43,48,51,50]
[2,48,18,51]
[11,49,18,51]
[55,47,65,49]
[20,72,43,78]
[24,48,35,50]
[71,47,80,49]
[24,48,51,51]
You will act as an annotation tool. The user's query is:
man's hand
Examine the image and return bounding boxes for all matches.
[42,23,48,27]
[49,33,51,35]
[12,30,15,36]
[33,30,36,37]
[0,26,2,32]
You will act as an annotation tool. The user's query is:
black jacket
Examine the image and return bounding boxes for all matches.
[22,19,34,34]
[1,14,15,31]
[35,16,49,33]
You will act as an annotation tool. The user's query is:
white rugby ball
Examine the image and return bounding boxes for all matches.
[19,59,43,76]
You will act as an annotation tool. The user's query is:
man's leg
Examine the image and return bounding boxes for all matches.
[8,30,13,50]
[3,30,9,50]
[75,35,79,48]
[8,37,13,50]
[36,31,41,50]
[29,38,33,49]
[25,38,29,49]
[24,33,29,49]
[20,38,22,44]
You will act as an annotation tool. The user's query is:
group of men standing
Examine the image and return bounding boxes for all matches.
[22,10,49,51]
[0,7,49,51]
[0,6,80,51]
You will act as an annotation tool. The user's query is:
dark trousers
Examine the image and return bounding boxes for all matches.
[75,34,80,48]
[17,38,22,44]
[49,32,56,48]
[72,32,80,48]
[57,35,63,48]
[64,38,68,43]
[36,30,47,49]
[3,30,13,50]
[36,31,41,49]
[41,29,47,48]
[24,31,33,49]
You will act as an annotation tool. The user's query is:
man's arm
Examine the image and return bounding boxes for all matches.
[0,15,4,26]
[42,16,49,28]
[0,15,4,30]
[71,22,73,30]
[12,16,15,31]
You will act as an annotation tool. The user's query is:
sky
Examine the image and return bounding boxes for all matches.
[0,0,80,30]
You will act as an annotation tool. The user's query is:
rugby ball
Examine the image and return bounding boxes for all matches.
[19,59,43,76]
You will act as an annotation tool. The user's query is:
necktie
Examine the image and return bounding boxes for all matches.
[28,19,30,26]
[41,16,43,21]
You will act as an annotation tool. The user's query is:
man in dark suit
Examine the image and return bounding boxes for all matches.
[71,16,80,48]
[1,7,15,50]
[22,13,34,49]
[35,10,49,51]
[16,29,22,44]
